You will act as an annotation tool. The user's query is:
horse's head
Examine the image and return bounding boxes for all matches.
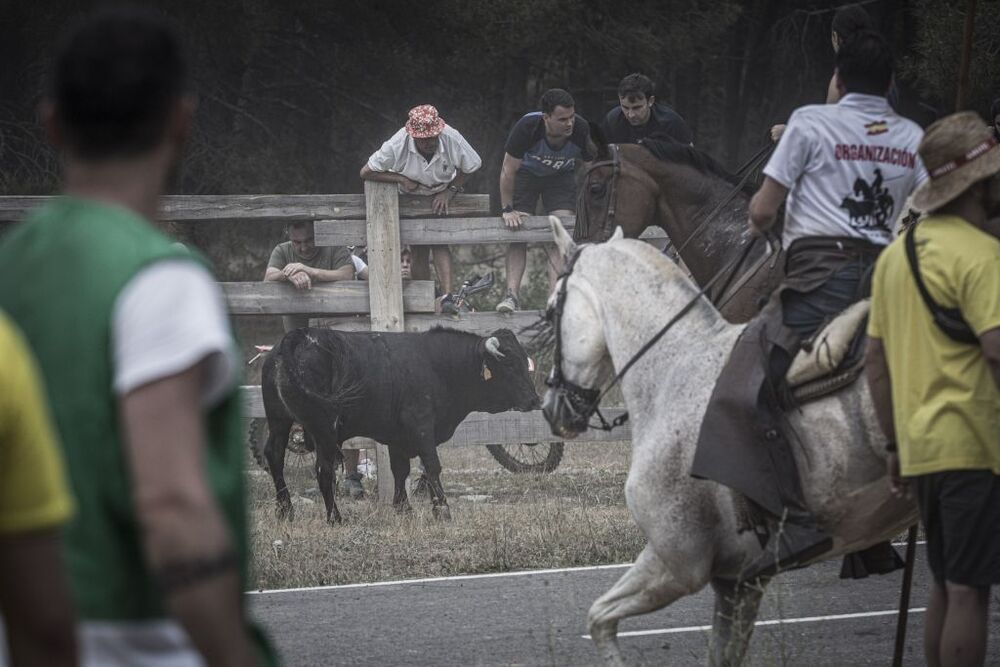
[575,142,661,244]
[542,217,619,438]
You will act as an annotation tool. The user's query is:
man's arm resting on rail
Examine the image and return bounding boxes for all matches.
[359,165,418,191]
[0,529,77,667]
[297,264,354,283]
[122,359,259,667]
[500,153,526,229]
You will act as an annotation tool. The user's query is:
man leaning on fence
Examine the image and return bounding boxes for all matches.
[360,104,482,313]
[867,111,1000,667]
[263,220,364,499]
[0,9,275,665]
[498,88,595,312]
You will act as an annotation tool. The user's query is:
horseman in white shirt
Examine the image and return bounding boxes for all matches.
[361,105,482,313]
[692,31,928,581]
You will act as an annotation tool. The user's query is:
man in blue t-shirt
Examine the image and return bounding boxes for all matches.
[497,89,595,312]
[599,73,693,146]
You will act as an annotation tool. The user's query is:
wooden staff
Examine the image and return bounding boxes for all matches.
[892,524,919,667]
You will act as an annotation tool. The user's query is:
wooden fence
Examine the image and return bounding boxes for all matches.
[1,190,647,501]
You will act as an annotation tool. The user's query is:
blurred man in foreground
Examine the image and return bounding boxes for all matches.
[0,9,275,665]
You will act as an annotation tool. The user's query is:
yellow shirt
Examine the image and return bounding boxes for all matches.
[869,215,1000,476]
[0,311,74,533]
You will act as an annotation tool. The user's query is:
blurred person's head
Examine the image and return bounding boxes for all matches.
[285,221,318,260]
[835,30,893,97]
[617,73,656,127]
[43,8,194,167]
[831,4,874,52]
[400,247,412,279]
[540,89,576,139]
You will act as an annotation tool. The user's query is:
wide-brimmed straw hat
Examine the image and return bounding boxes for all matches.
[912,111,1000,212]
[404,104,446,139]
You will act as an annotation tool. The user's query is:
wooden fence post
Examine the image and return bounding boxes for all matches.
[364,180,404,503]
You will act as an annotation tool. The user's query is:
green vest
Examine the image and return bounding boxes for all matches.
[0,198,254,622]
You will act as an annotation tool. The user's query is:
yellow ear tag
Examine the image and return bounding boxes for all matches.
[482,364,493,381]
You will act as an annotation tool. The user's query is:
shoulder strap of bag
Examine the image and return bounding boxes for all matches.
[904,225,979,345]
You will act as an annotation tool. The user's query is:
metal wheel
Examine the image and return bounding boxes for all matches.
[247,418,315,471]
[485,442,563,473]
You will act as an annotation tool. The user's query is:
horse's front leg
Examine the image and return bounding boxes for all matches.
[588,543,712,666]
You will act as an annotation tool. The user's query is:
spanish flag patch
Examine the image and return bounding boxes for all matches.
[865,121,888,136]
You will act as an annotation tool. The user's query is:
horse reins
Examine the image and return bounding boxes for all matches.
[669,142,775,258]
[576,143,622,242]
[549,234,772,432]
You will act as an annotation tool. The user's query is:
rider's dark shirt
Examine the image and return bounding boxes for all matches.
[600,104,693,146]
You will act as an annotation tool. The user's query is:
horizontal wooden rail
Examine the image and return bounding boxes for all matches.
[240,385,629,446]
[313,310,543,337]
[221,280,435,315]
[0,194,489,223]
[315,216,669,246]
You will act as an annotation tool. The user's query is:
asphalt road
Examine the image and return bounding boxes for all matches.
[249,547,1000,666]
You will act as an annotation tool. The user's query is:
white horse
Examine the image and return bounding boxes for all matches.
[542,218,917,666]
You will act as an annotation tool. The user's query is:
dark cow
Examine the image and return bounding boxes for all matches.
[260,327,539,522]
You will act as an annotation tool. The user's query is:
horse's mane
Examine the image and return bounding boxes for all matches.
[636,137,755,195]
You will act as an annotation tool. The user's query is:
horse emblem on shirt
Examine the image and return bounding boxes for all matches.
[839,168,894,229]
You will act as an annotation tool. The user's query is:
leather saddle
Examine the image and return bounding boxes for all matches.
[785,299,870,405]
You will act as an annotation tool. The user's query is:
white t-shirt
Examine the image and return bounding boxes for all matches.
[112,260,238,406]
[366,125,482,194]
[765,93,928,249]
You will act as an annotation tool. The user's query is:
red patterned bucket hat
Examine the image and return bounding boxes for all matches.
[405,104,446,138]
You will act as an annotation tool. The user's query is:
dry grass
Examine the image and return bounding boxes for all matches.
[246,443,643,591]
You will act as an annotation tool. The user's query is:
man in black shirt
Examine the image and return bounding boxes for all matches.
[600,73,693,146]
[497,89,595,312]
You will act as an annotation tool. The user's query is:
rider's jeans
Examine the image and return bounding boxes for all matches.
[781,260,868,341]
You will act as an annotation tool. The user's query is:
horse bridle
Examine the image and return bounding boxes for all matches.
[574,143,621,242]
[545,234,769,433]
[544,247,615,433]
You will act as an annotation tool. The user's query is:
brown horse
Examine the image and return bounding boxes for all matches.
[575,140,782,323]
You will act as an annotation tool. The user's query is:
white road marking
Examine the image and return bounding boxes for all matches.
[581,607,927,639]
[249,540,926,595]
[249,562,632,595]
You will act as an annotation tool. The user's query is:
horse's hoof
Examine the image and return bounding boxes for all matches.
[433,505,452,521]
[327,512,343,525]
[394,502,413,514]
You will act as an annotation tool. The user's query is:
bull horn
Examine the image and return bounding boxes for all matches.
[485,336,505,359]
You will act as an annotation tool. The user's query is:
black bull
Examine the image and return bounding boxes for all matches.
[260,327,540,522]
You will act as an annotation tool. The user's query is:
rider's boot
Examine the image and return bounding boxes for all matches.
[743,508,833,581]
[743,426,832,581]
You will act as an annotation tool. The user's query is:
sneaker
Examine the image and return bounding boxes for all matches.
[343,473,365,500]
[495,290,519,313]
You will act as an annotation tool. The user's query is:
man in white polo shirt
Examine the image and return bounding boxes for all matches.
[693,31,928,582]
[361,105,482,312]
